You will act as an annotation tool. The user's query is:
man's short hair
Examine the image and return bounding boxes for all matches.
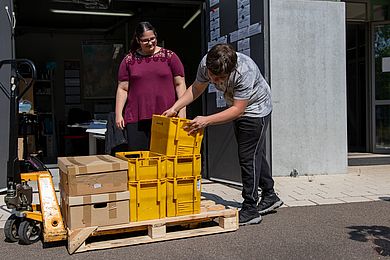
[206,44,237,76]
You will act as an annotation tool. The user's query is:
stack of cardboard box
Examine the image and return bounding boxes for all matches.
[58,155,129,229]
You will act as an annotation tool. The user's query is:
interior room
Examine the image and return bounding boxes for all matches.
[11,0,203,162]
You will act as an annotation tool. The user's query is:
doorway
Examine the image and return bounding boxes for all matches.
[372,22,390,152]
[345,1,390,155]
[346,22,368,152]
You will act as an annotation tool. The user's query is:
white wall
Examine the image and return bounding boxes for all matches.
[270,0,347,176]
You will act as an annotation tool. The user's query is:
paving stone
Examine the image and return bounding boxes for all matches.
[308,197,345,205]
[315,192,348,199]
[283,200,317,207]
[339,196,374,203]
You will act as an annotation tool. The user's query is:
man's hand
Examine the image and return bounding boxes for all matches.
[186,116,210,134]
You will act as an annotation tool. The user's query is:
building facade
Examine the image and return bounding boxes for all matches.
[0,0,389,188]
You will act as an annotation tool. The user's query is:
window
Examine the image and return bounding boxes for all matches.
[346,2,367,21]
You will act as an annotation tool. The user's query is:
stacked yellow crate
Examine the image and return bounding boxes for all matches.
[150,115,203,217]
[115,151,167,222]
[116,115,204,222]
[165,154,202,217]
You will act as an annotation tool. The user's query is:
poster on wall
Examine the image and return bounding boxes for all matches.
[82,43,124,99]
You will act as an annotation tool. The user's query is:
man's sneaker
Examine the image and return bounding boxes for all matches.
[257,193,283,215]
[239,205,262,226]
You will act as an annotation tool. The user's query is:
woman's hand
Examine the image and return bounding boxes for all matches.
[116,114,125,129]
[162,108,178,117]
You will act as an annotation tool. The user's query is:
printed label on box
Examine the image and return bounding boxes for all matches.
[93,183,102,189]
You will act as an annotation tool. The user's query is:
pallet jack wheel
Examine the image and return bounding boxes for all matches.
[4,215,21,242]
[18,219,42,245]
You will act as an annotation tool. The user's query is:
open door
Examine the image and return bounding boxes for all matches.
[372,22,390,152]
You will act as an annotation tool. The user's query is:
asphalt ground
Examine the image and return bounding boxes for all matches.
[1,201,389,260]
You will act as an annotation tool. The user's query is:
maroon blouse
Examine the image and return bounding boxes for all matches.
[118,48,185,123]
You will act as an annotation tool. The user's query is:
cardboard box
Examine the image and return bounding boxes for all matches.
[58,155,128,196]
[61,190,130,230]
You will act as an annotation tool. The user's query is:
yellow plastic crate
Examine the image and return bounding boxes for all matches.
[150,115,204,156]
[166,176,201,217]
[166,154,201,178]
[128,179,167,222]
[116,151,166,181]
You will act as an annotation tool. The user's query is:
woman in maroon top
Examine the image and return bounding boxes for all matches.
[115,21,186,151]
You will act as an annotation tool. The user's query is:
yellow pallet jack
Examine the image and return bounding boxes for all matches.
[1,59,66,244]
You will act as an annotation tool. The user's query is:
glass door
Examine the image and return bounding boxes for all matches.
[373,22,390,152]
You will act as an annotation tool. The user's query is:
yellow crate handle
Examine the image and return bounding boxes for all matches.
[173,157,177,178]
[136,182,140,205]
[157,180,160,202]
[174,118,181,141]
[173,179,177,200]
[135,160,139,181]
[157,159,161,179]
[192,155,195,174]
[193,178,198,201]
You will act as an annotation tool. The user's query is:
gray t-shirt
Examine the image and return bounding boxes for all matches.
[196,52,272,117]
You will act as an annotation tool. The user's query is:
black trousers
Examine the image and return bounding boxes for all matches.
[126,119,152,151]
[233,113,274,207]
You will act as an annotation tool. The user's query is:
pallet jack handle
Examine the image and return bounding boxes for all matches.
[0,59,36,188]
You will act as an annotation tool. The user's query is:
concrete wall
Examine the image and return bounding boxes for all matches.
[270,0,347,176]
[0,1,13,190]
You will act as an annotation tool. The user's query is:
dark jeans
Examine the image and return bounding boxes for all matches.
[126,119,152,151]
[234,113,274,207]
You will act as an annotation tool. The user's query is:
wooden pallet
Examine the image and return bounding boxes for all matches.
[67,200,238,254]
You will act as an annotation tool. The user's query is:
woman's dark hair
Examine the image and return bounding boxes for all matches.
[129,21,157,52]
[206,44,237,75]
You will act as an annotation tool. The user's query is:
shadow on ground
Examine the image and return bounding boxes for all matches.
[201,192,241,209]
[379,196,390,202]
[347,225,390,257]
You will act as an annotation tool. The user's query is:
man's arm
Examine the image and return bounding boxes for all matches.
[186,98,248,134]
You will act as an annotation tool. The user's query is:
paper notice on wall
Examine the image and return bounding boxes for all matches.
[237,4,251,28]
[210,27,220,40]
[230,30,238,43]
[383,57,390,72]
[249,23,262,36]
[238,26,249,40]
[210,7,220,20]
[216,90,227,108]
[210,17,220,31]
[210,0,219,7]
[238,14,250,29]
[237,38,250,51]
[208,83,217,93]
[217,35,228,44]
[237,0,250,8]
